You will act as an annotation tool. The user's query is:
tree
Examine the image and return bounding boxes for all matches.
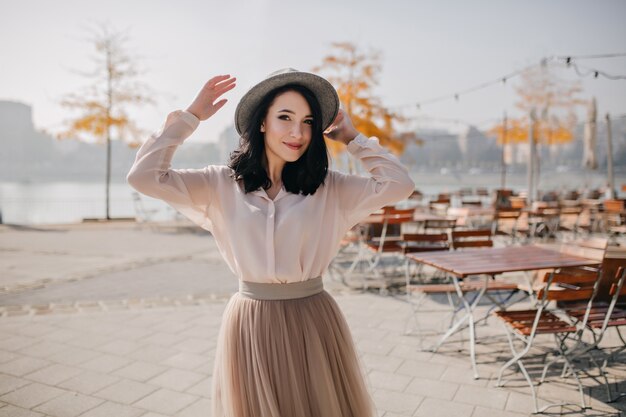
[56,21,156,220]
[312,42,420,171]
[488,59,585,147]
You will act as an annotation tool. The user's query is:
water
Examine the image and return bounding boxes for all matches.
[0,168,622,225]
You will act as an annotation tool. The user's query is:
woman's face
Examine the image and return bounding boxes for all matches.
[261,90,313,165]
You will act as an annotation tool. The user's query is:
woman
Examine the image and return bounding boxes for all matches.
[126,68,415,417]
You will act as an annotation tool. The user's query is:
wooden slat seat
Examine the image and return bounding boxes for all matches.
[401,233,449,254]
[495,310,577,336]
[409,281,518,294]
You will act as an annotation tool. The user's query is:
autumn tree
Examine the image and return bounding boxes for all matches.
[312,42,420,171]
[488,59,586,148]
[57,22,156,220]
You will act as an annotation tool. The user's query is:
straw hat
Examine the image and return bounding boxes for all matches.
[234,68,340,136]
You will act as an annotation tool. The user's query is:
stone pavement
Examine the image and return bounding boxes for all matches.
[1,221,626,416]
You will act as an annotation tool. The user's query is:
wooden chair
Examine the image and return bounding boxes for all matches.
[563,266,626,400]
[360,207,415,294]
[558,206,583,237]
[451,229,493,249]
[423,218,457,235]
[494,267,605,413]
[402,233,450,285]
[491,208,522,243]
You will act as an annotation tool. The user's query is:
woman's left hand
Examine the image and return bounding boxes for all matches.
[323,108,359,145]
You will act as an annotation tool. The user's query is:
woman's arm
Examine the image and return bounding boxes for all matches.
[325,109,415,227]
[126,75,236,230]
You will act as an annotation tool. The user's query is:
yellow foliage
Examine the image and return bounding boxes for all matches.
[313,42,419,159]
[488,63,583,147]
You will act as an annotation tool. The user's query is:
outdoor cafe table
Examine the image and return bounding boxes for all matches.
[406,245,602,379]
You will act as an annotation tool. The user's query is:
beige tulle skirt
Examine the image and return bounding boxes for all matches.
[211,283,376,417]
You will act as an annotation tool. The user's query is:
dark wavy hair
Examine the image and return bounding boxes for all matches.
[228,84,329,196]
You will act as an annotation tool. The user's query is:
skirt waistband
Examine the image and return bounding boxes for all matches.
[238,276,324,300]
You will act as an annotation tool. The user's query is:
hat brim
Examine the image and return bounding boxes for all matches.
[234,71,340,136]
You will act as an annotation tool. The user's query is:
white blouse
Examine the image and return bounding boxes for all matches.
[126,110,415,283]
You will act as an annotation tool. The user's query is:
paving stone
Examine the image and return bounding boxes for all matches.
[368,370,413,392]
[140,332,182,347]
[13,323,58,338]
[357,339,397,356]
[160,352,209,370]
[0,382,67,409]
[177,398,212,417]
[362,353,403,373]
[470,406,527,417]
[186,376,212,398]
[0,404,44,417]
[404,377,459,401]
[57,370,120,395]
[19,341,67,358]
[0,356,51,377]
[23,363,83,385]
[128,345,179,362]
[64,333,115,350]
[0,350,19,364]
[77,401,144,417]
[0,374,30,396]
[173,337,214,354]
[93,379,159,404]
[0,336,38,352]
[453,385,509,409]
[133,388,198,415]
[112,361,168,382]
[372,389,423,415]
[80,353,133,373]
[98,340,142,356]
[47,346,101,366]
[147,368,205,392]
[32,391,103,417]
[439,365,490,387]
[395,359,447,380]
[41,328,83,343]
[413,397,474,417]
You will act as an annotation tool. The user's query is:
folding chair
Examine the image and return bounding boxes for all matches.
[558,206,583,238]
[563,266,626,402]
[494,267,605,413]
[402,232,450,285]
[491,208,522,244]
[345,207,415,294]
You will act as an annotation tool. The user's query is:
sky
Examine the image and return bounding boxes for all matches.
[1,0,625,144]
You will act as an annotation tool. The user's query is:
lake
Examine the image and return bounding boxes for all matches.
[0,168,622,225]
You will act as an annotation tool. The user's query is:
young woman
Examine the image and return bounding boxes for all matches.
[126,68,415,417]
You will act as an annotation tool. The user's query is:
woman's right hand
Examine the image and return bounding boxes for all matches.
[185,75,236,121]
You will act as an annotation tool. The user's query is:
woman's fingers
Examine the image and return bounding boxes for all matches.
[207,74,232,88]
[214,79,236,95]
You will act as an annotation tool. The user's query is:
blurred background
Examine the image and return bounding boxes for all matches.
[1,0,625,225]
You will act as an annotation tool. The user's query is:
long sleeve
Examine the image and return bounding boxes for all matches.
[126,109,215,232]
[333,133,415,228]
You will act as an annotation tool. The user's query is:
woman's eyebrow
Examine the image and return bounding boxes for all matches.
[277,109,313,117]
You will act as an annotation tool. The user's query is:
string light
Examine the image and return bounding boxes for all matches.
[389,53,626,111]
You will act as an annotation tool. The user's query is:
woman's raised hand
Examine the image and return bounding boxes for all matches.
[186,75,236,121]
[323,108,360,145]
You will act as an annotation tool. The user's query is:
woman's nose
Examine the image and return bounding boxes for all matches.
[290,124,302,138]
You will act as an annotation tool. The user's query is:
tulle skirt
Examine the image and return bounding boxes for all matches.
[211,282,376,417]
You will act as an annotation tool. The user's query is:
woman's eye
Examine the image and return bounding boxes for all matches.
[278,115,290,120]
[304,119,313,125]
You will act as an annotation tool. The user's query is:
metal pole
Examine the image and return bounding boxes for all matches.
[527,108,536,206]
[606,113,615,199]
[501,112,507,190]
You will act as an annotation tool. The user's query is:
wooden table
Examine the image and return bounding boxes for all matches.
[406,245,601,378]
